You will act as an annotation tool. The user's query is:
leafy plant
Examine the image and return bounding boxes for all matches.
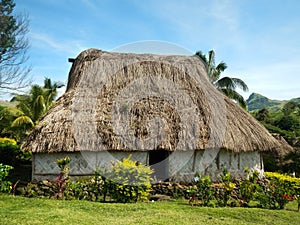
[256,172,299,209]
[0,137,30,166]
[106,155,153,203]
[215,169,236,207]
[0,163,13,192]
[194,174,213,206]
[265,172,300,197]
[239,168,259,206]
[55,156,71,199]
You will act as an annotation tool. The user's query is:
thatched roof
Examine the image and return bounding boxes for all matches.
[22,48,292,154]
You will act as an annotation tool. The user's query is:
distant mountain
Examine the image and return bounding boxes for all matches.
[246,93,300,111]
[0,100,16,108]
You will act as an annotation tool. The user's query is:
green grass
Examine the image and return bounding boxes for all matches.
[0,194,299,225]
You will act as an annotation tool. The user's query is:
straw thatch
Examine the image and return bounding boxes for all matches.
[22,48,292,154]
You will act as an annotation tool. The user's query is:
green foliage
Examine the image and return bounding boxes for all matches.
[247,93,283,111]
[13,77,65,123]
[193,174,213,206]
[0,78,64,142]
[55,156,71,199]
[251,97,300,139]
[265,172,300,196]
[283,150,300,176]
[0,137,16,145]
[0,137,30,166]
[106,155,153,202]
[0,0,30,91]
[56,156,70,174]
[256,172,299,209]
[0,107,29,140]
[215,169,236,207]
[0,163,13,192]
[239,168,259,206]
[195,50,248,109]
[254,108,270,122]
[22,157,153,203]
[64,174,106,201]
[250,97,300,174]
[0,0,18,58]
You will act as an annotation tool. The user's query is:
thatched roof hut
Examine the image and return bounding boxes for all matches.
[22,49,292,182]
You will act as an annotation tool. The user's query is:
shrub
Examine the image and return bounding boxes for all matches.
[193,174,213,206]
[256,172,299,209]
[239,168,259,206]
[0,138,20,166]
[21,156,153,203]
[55,156,71,199]
[0,137,31,166]
[106,155,153,203]
[265,172,300,196]
[215,169,236,207]
[0,163,13,192]
[0,137,17,145]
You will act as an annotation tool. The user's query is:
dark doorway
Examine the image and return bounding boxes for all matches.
[149,150,169,181]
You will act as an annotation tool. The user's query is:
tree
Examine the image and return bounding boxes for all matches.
[275,101,300,135]
[255,108,270,122]
[282,101,299,116]
[195,50,248,109]
[43,77,64,111]
[14,77,64,123]
[0,0,30,92]
[0,78,63,141]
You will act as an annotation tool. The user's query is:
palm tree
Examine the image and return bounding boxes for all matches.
[15,84,47,122]
[0,107,34,141]
[14,77,64,123]
[195,50,249,109]
[43,77,64,111]
[0,78,64,141]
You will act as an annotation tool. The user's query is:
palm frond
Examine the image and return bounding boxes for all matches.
[195,51,208,64]
[33,95,46,121]
[215,77,236,90]
[0,107,24,117]
[215,62,227,73]
[231,78,249,92]
[11,115,34,128]
[220,88,247,110]
[208,50,215,69]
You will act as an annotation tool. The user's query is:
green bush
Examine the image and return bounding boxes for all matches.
[239,168,259,206]
[265,172,300,195]
[22,156,153,203]
[256,172,299,209]
[215,169,236,207]
[0,138,20,166]
[0,163,13,192]
[0,137,31,166]
[193,174,213,206]
[106,155,153,203]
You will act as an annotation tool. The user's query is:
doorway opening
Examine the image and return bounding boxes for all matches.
[149,150,169,181]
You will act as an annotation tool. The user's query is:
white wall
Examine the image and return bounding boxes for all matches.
[32,150,263,182]
[32,151,148,181]
[169,149,263,182]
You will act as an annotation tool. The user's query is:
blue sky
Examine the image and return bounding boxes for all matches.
[13,0,300,100]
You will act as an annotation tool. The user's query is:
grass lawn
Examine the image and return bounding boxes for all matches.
[0,194,299,225]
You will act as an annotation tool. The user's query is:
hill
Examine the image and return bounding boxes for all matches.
[0,100,16,108]
[246,93,300,111]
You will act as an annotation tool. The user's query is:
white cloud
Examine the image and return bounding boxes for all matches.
[30,32,86,55]
[227,59,300,100]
